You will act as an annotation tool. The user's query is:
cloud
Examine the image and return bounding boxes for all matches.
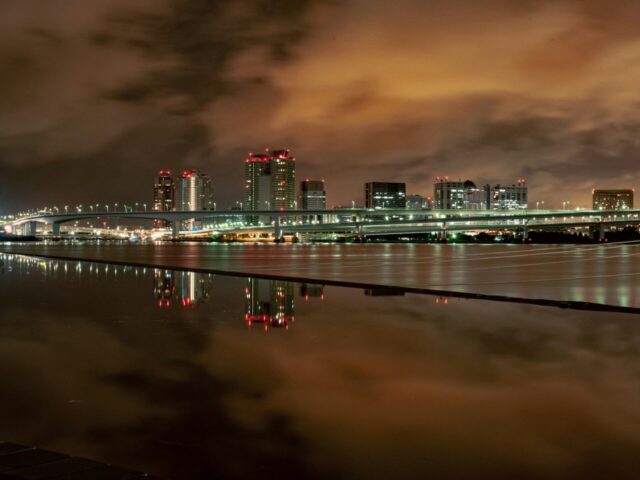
[2,0,640,211]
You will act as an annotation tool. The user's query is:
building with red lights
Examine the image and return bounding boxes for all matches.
[244,149,296,223]
[176,169,214,211]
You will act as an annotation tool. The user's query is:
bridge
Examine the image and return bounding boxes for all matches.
[6,208,640,241]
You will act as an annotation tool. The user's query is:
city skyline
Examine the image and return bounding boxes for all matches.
[2,1,640,213]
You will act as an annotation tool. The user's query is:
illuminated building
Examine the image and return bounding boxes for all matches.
[485,179,528,210]
[300,179,326,223]
[365,182,406,209]
[176,169,214,211]
[153,170,175,227]
[153,170,175,212]
[592,189,634,210]
[244,278,295,331]
[300,179,326,210]
[270,149,296,211]
[406,194,430,210]
[244,149,296,224]
[433,178,485,209]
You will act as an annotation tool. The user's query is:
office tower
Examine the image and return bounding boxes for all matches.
[269,149,296,210]
[244,149,296,223]
[485,179,528,210]
[433,178,485,209]
[592,189,634,210]
[176,169,214,211]
[244,153,271,213]
[300,179,326,224]
[300,179,326,210]
[365,182,407,209]
[153,170,175,212]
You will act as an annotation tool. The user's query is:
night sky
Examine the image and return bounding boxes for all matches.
[1,0,640,213]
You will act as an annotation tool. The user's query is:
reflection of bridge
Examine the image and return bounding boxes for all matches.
[9,208,640,241]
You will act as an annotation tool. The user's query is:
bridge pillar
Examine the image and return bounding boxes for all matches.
[24,221,38,236]
[590,224,605,242]
[172,220,181,240]
[51,222,61,236]
[274,216,282,241]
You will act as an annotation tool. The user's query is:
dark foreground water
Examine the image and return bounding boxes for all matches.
[2,252,640,479]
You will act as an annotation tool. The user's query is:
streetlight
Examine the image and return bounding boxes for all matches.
[143,203,147,212]
[64,205,68,214]
[105,204,109,213]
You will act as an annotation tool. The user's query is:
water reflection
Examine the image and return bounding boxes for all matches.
[3,253,640,480]
[153,269,214,309]
[245,278,295,330]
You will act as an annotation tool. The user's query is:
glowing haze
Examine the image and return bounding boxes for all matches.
[1,0,640,212]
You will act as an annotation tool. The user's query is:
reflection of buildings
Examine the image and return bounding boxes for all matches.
[154,269,213,308]
[364,287,405,296]
[154,269,175,308]
[300,283,325,300]
[244,278,295,330]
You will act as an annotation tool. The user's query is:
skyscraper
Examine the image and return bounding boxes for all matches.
[153,170,175,212]
[269,149,296,211]
[365,182,406,209]
[176,169,214,211]
[244,149,296,222]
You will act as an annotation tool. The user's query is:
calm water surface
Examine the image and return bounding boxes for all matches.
[2,242,640,307]
[2,252,640,479]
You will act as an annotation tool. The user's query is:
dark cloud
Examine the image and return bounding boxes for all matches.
[2,0,640,212]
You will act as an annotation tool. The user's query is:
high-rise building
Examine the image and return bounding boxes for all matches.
[244,149,296,222]
[300,179,326,210]
[592,189,634,210]
[365,182,406,209]
[176,169,214,211]
[153,170,175,212]
[269,149,296,211]
[485,179,528,210]
[299,179,326,224]
[433,178,486,209]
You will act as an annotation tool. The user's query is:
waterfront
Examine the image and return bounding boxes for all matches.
[2,252,640,479]
[2,242,640,307]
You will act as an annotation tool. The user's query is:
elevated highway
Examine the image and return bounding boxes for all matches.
[8,208,640,241]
